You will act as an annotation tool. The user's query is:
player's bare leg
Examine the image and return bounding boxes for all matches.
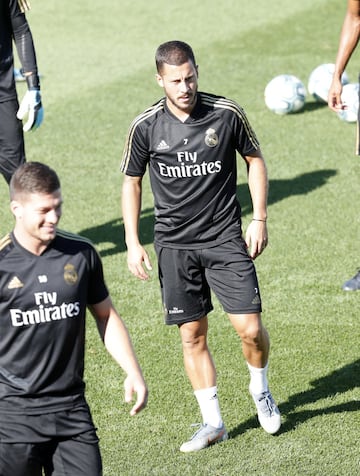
[228,312,269,367]
[178,316,216,390]
[178,316,228,452]
[228,312,281,434]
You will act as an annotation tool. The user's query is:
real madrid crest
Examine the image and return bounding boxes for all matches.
[204,128,219,148]
[64,263,78,285]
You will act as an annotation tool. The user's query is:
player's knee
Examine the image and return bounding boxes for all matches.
[179,318,208,352]
[239,321,263,346]
[181,333,207,352]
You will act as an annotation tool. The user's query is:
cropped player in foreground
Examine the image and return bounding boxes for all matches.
[328,0,360,291]
[121,40,281,452]
[0,162,148,475]
[0,0,44,185]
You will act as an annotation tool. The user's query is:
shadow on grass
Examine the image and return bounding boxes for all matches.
[293,101,328,115]
[228,358,360,439]
[238,169,337,216]
[80,168,337,256]
[79,207,154,257]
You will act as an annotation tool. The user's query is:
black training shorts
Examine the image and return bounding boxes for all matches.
[155,236,262,325]
[0,405,102,476]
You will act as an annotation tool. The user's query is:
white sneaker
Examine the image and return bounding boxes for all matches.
[250,389,281,434]
[180,423,228,453]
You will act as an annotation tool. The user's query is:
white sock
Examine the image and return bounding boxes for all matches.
[247,362,269,395]
[194,386,223,429]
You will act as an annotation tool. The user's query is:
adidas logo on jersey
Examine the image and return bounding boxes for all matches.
[7,276,24,289]
[157,140,170,150]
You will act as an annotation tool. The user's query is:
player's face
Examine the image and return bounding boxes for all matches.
[11,189,63,254]
[156,60,198,118]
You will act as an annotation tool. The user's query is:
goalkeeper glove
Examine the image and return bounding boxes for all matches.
[17,86,44,132]
[17,89,44,131]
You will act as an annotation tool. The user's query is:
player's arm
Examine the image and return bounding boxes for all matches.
[89,296,148,416]
[11,2,43,130]
[243,151,269,260]
[121,174,152,280]
[328,0,360,111]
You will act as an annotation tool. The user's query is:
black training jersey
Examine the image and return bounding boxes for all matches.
[0,0,38,102]
[121,92,260,249]
[0,230,109,414]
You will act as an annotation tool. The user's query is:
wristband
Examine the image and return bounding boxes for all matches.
[252,218,267,222]
[25,72,40,90]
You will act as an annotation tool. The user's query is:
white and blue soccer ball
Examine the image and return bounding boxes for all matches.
[337,83,359,123]
[264,74,306,115]
[308,63,349,103]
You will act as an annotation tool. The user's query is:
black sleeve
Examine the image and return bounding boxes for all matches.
[87,246,109,305]
[121,120,150,176]
[10,0,39,85]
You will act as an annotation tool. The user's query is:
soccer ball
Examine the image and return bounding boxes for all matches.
[337,83,359,123]
[308,63,349,103]
[264,74,306,115]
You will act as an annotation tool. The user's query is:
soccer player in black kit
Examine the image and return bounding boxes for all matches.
[328,0,360,292]
[0,162,148,475]
[0,0,43,185]
[121,40,281,452]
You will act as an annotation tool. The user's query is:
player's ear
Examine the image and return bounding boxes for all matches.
[10,200,23,219]
[156,74,164,88]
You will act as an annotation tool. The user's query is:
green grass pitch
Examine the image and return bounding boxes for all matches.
[1,0,359,474]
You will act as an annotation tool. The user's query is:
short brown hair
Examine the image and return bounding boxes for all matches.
[155,40,196,73]
[10,162,61,200]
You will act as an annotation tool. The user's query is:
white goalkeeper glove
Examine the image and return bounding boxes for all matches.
[17,89,44,132]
